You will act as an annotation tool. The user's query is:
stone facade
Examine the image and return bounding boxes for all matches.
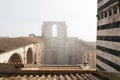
[0,22,96,69]
[41,21,96,68]
[97,0,120,72]
[0,37,44,65]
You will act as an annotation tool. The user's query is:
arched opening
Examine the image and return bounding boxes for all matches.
[27,48,33,64]
[8,53,22,63]
[52,24,58,37]
[108,9,112,16]
[104,11,107,18]
[113,6,117,14]
[101,13,104,19]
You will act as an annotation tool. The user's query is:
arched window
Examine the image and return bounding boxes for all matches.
[113,6,117,14]
[97,15,100,20]
[101,13,104,19]
[104,11,107,18]
[52,24,57,37]
[27,48,33,64]
[108,9,112,16]
[8,53,22,63]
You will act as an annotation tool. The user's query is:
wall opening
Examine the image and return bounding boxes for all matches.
[113,6,117,14]
[52,24,57,37]
[8,53,22,63]
[27,48,33,64]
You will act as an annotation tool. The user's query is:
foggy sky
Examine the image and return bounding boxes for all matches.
[0,0,97,41]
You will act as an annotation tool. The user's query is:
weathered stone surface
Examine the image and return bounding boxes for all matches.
[41,21,96,68]
[97,0,120,73]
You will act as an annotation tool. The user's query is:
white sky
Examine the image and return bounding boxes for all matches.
[0,0,97,41]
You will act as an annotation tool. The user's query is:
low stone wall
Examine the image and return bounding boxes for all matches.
[0,63,24,73]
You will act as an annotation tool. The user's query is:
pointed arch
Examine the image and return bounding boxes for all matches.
[8,53,22,63]
[52,24,58,37]
[27,47,33,63]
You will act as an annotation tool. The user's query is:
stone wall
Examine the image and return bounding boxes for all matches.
[41,21,96,67]
[97,0,120,73]
[0,63,23,73]
[0,37,44,65]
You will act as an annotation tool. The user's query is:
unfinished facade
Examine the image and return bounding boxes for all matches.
[41,21,96,68]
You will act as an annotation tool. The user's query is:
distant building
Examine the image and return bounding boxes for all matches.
[0,21,96,69]
[0,37,44,64]
[97,0,120,72]
[41,21,96,68]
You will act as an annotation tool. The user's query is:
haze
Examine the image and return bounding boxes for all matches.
[0,0,97,41]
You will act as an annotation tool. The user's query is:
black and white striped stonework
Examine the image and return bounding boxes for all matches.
[97,0,120,73]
